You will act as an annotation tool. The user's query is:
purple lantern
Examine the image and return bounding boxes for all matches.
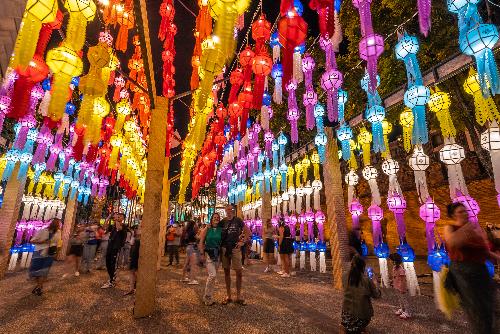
[419,198,440,251]
[321,68,343,122]
[315,210,326,242]
[305,210,315,241]
[286,80,300,143]
[349,199,364,230]
[367,204,383,247]
[387,193,407,241]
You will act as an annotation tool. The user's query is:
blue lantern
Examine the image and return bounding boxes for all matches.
[397,242,416,263]
[374,242,390,259]
[299,241,307,252]
[338,89,348,122]
[293,241,299,251]
[308,241,317,252]
[65,102,76,115]
[337,123,353,161]
[317,241,327,252]
[361,240,369,257]
[427,244,449,272]
[485,260,495,278]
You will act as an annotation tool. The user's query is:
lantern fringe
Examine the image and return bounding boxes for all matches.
[300,249,306,270]
[418,0,431,37]
[403,261,421,296]
[432,270,442,309]
[319,251,326,273]
[446,163,468,200]
[414,170,430,203]
[273,77,282,104]
[378,258,390,288]
[309,251,317,271]
[293,52,303,84]
[291,251,297,269]
[476,48,500,98]
[368,179,381,206]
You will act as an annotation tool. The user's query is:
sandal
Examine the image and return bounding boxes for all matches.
[235,299,247,306]
[222,298,233,305]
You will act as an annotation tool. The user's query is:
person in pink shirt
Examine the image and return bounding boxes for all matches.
[390,253,411,319]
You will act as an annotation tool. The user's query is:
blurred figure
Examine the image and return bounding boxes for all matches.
[101,213,127,289]
[199,213,222,305]
[124,226,141,296]
[29,219,61,296]
[96,225,111,270]
[262,219,276,273]
[62,224,85,278]
[81,224,98,273]
[166,222,182,266]
[181,221,200,285]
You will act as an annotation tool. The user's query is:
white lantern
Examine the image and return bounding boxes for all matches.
[312,179,323,191]
[362,165,378,180]
[345,170,359,186]
[481,122,500,151]
[282,191,289,201]
[382,159,399,176]
[439,143,465,165]
[409,145,429,171]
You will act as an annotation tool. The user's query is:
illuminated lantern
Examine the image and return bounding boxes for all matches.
[113,76,126,102]
[481,122,500,206]
[338,89,348,122]
[278,8,308,84]
[108,135,122,170]
[228,68,244,103]
[314,132,327,163]
[464,68,500,126]
[2,150,20,182]
[13,113,37,150]
[382,158,401,195]
[321,68,343,122]
[116,10,135,52]
[440,138,468,200]
[428,86,456,139]
[286,80,300,143]
[252,14,271,53]
[252,53,272,109]
[271,63,283,104]
[419,198,440,252]
[349,199,363,230]
[115,100,131,132]
[32,125,53,164]
[270,31,281,62]
[46,46,83,121]
[387,193,407,240]
[10,0,58,69]
[399,108,414,153]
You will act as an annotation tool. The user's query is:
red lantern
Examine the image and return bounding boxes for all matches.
[309,0,335,38]
[252,15,271,53]
[229,68,244,103]
[239,46,255,83]
[252,53,272,108]
[278,11,308,84]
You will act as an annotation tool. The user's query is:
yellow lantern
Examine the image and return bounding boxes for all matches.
[310,152,320,180]
[399,108,414,153]
[357,127,372,167]
[84,96,109,145]
[115,100,131,132]
[108,135,122,169]
[46,45,83,121]
[301,156,310,184]
[11,0,58,69]
[464,68,500,126]
[349,140,358,170]
[381,120,393,159]
[64,0,96,51]
[428,86,456,139]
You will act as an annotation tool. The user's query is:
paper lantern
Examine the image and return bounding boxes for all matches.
[439,142,465,165]
[345,169,359,186]
[278,10,308,84]
[321,68,343,122]
[382,159,399,176]
[420,198,440,251]
[337,123,353,161]
[400,108,414,153]
[46,46,83,121]
[362,165,378,180]
[464,68,500,125]
[428,87,456,139]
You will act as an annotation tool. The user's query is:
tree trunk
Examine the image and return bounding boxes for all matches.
[323,128,351,290]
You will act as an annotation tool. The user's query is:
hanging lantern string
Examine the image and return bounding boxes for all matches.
[176,0,197,17]
[487,0,500,9]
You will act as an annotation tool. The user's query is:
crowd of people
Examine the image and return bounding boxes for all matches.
[23,201,499,333]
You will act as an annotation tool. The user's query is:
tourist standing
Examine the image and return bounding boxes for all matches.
[444,202,499,334]
[124,226,141,296]
[166,222,182,266]
[341,255,381,334]
[199,213,222,305]
[262,219,276,273]
[101,213,127,289]
[118,226,133,269]
[62,224,85,278]
[181,221,200,285]
[29,219,61,296]
[96,225,111,270]
[278,219,294,278]
[390,253,411,319]
[220,204,250,305]
[81,224,98,273]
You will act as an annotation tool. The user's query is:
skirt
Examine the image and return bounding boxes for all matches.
[69,244,84,257]
[263,238,275,254]
[341,310,371,333]
[279,238,294,254]
[29,251,54,278]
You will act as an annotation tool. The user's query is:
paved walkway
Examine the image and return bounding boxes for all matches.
[0,258,474,334]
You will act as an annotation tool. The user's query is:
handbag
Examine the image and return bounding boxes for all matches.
[436,266,460,319]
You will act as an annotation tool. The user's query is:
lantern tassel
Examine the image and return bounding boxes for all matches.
[417,0,432,37]
[378,258,390,288]
[403,261,421,296]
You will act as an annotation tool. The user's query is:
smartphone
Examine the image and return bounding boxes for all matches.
[366,266,374,279]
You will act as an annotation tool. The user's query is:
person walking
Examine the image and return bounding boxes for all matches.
[220,204,250,305]
[444,202,499,334]
[390,253,411,319]
[278,219,294,278]
[29,219,61,296]
[262,219,276,273]
[81,224,98,273]
[101,213,127,289]
[166,222,182,266]
[62,224,85,278]
[181,221,200,285]
[124,226,141,296]
[341,255,381,334]
[96,225,111,270]
[199,213,222,305]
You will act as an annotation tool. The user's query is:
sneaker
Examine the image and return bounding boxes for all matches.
[181,278,190,283]
[400,312,411,319]
[74,271,80,277]
[276,271,284,275]
[101,281,115,289]
[395,309,403,315]
[280,273,291,278]
[188,280,199,285]
[62,273,69,279]
[264,267,271,273]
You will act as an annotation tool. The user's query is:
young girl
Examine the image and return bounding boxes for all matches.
[390,253,411,319]
[262,219,276,273]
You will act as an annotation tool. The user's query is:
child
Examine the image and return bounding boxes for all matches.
[390,253,411,319]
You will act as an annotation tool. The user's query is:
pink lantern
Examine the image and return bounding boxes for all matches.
[419,198,440,251]
[315,210,326,242]
[286,80,300,143]
[305,209,315,241]
[32,125,53,164]
[0,95,11,133]
[303,89,318,130]
[387,193,407,241]
[349,199,364,230]
[367,204,383,247]
[320,68,343,122]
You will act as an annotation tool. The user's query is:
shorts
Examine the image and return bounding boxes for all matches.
[221,247,242,271]
[279,238,294,254]
[69,244,84,257]
[263,238,275,254]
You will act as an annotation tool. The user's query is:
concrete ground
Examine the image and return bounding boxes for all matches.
[0,256,478,334]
